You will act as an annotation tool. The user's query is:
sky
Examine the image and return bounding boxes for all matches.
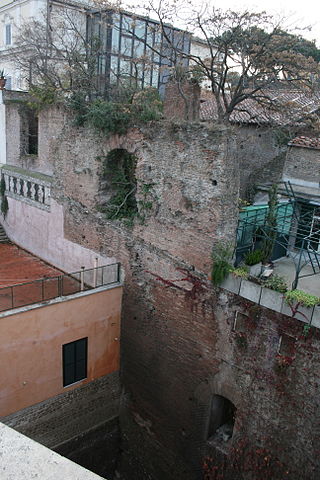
[212,0,320,42]
[125,0,320,44]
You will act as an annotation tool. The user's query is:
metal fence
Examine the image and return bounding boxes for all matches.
[0,263,121,313]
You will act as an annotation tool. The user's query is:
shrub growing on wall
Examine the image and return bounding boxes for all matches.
[0,175,8,218]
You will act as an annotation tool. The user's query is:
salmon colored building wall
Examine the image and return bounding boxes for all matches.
[0,286,122,417]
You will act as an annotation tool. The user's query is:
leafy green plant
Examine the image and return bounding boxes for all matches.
[86,100,132,135]
[285,290,320,308]
[263,274,288,293]
[137,182,156,224]
[232,266,249,278]
[28,83,58,112]
[0,176,5,196]
[244,249,264,266]
[71,88,163,137]
[0,175,8,218]
[211,242,234,286]
[1,195,8,218]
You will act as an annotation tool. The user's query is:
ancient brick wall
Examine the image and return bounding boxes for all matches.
[44,115,239,479]
[33,109,320,480]
[2,372,121,479]
[236,125,288,200]
[284,144,320,186]
[163,81,201,121]
[118,280,320,480]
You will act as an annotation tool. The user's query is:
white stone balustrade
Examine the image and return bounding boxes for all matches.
[1,167,52,211]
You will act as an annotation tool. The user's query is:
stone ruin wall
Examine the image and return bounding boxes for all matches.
[11,107,320,480]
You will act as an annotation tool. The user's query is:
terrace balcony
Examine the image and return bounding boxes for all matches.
[0,241,122,417]
[0,243,121,313]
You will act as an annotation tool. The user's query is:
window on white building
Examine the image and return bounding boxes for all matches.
[5,24,11,45]
[5,76,11,90]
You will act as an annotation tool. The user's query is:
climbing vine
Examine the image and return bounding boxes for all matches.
[0,174,8,218]
[146,267,209,312]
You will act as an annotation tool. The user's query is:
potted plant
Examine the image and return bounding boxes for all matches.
[0,69,6,90]
[244,249,264,277]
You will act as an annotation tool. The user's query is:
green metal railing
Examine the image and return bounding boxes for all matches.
[0,263,121,313]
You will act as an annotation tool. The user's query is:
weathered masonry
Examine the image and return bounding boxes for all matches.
[1,101,320,480]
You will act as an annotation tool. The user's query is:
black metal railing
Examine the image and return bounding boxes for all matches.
[0,263,121,313]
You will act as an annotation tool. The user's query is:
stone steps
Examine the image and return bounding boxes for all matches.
[0,223,10,243]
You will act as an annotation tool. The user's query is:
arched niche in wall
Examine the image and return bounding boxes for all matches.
[207,394,236,442]
[193,369,239,446]
[97,148,137,221]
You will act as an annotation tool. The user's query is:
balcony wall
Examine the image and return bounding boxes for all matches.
[0,284,122,417]
[1,165,115,272]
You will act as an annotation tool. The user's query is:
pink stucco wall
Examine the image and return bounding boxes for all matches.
[2,197,115,273]
[0,285,122,416]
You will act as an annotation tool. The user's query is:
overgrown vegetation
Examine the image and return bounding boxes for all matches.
[263,274,288,293]
[232,266,249,278]
[211,242,234,286]
[285,289,320,308]
[244,249,264,266]
[98,150,137,224]
[0,175,8,218]
[97,149,157,226]
[27,83,58,112]
[70,87,163,136]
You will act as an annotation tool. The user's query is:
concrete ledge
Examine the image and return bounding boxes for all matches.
[260,288,283,313]
[311,306,320,328]
[281,302,314,323]
[0,422,105,480]
[239,279,262,303]
[221,274,319,330]
[220,274,241,294]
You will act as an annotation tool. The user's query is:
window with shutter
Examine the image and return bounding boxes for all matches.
[62,337,88,387]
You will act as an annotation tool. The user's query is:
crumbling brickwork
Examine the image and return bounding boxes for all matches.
[11,106,320,480]
[163,81,201,122]
[235,125,288,199]
[284,144,320,185]
[2,372,121,478]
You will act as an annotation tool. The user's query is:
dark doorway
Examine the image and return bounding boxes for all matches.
[207,395,236,442]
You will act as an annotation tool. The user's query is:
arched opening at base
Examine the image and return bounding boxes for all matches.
[207,395,236,443]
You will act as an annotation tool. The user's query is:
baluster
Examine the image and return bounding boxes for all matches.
[44,186,51,206]
[8,176,13,192]
[30,182,36,200]
[13,177,17,194]
[3,173,9,192]
[20,178,24,196]
[23,179,28,197]
[38,184,44,203]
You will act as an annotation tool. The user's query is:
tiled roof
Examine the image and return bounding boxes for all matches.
[288,136,320,149]
[200,89,320,126]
